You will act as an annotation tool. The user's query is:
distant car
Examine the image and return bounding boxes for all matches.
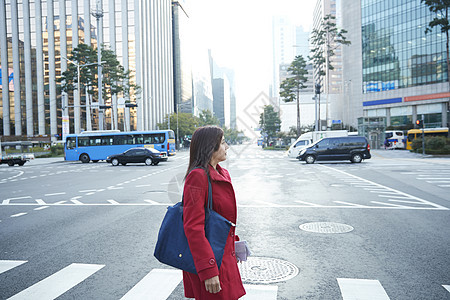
[106,147,167,166]
[297,136,371,164]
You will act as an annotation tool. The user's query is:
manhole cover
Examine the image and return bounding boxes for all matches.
[299,222,354,234]
[238,257,299,283]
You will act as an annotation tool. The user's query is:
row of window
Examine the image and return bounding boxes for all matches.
[66,133,166,149]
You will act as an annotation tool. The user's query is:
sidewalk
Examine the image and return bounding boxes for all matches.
[27,156,66,166]
[371,148,450,164]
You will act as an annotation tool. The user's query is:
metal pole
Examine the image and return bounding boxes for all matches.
[92,4,104,130]
[77,64,81,133]
[421,114,425,156]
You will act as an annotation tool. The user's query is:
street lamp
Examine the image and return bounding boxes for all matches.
[61,56,106,132]
[91,3,104,130]
[61,56,98,134]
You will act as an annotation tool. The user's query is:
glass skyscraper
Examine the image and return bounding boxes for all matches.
[0,0,174,140]
[361,0,447,93]
[340,0,449,135]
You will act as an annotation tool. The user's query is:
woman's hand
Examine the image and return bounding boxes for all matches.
[204,275,221,294]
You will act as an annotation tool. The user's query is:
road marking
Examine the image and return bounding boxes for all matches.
[34,206,49,211]
[54,201,67,205]
[120,269,182,300]
[318,165,448,210]
[2,196,32,205]
[71,200,83,205]
[8,263,105,300]
[44,192,66,196]
[443,285,450,293]
[136,184,152,187]
[0,260,27,274]
[107,199,120,205]
[11,213,27,217]
[242,284,278,300]
[79,190,97,193]
[337,278,390,300]
[295,200,323,207]
[35,199,46,205]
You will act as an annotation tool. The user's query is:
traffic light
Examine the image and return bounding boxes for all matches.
[415,119,423,127]
[99,105,112,109]
[315,83,321,95]
[125,103,138,108]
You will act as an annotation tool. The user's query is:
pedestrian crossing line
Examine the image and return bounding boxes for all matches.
[242,284,278,299]
[337,278,390,300]
[120,269,182,300]
[8,263,105,300]
[0,260,27,275]
[443,285,450,293]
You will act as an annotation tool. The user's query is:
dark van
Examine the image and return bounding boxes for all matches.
[297,136,371,164]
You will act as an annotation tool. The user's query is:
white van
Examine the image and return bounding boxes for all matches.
[287,130,349,158]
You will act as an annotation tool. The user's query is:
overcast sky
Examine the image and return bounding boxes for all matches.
[188,0,317,135]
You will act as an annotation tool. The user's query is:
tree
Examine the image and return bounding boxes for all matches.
[157,113,200,145]
[58,44,139,102]
[279,55,308,137]
[259,105,281,144]
[422,0,450,91]
[198,109,220,126]
[310,14,351,127]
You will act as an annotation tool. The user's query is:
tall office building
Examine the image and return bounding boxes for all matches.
[172,0,193,115]
[340,0,448,136]
[311,0,343,95]
[0,0,174,140]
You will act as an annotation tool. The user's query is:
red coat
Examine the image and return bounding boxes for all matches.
[183,164,246,300]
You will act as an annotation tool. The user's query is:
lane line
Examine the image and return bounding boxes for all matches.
[318,165,448,210]
[11,213,27,218]
[337,278,390,300]
[44,192,66,196]
[35,199,46,205]
[8,263,105,300]
[0,260,27,275]
[120,269,182,300]
[443,285,450,293]
[242,284,278,300]
[107,199,120,205]
[34,206,49,211]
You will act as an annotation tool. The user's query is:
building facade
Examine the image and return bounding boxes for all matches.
[0,0,174,140]
[340,0,449,132]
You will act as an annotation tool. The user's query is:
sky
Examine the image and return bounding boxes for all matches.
[188,0,317,136]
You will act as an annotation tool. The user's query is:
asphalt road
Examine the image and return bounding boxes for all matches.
[0,145,449,300]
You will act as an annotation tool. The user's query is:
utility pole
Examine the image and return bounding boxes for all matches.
[91,2,104,130]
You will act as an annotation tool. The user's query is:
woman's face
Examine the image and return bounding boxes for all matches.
[211,136,229,163]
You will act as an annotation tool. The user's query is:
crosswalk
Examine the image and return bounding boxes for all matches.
[1,260,449,299]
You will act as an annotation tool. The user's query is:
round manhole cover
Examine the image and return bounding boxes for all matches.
[238,257,299,284]
[299,222,354,233]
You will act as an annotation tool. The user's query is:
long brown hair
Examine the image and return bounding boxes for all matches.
[185,126,223,179]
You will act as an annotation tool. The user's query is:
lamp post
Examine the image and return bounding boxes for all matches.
[91,2,104,130]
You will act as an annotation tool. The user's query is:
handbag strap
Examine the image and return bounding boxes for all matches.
[183,168,213,211]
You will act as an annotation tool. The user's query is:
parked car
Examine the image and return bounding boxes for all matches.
[297,136,371,164]
[106,147,167,166]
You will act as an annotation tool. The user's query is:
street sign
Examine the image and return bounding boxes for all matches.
[332,120,342,124]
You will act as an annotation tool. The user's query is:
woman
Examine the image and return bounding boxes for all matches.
[182,126,246,299]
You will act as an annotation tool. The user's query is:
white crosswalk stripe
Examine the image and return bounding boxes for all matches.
[242,284,278,299]
[120,269,182,300]
[0,260,27,274]
[337,278,390,300]
[1,260,447,299]
[7,263,105,300]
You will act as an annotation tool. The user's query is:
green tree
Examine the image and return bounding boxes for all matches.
[157,113,200,145]
[279,55,308,137]
[259,105,281,144]
[422,0,450,91]
[310,14,351,126]
[198,109,220,126]
[58,44,140,102]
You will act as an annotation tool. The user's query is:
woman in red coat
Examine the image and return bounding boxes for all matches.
[183,126,246,299]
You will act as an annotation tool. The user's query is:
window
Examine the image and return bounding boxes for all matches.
[66,137,76,149]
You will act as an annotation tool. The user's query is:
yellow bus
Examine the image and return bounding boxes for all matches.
[406,127,449,150]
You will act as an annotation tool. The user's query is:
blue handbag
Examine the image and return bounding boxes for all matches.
[154,170,233,274]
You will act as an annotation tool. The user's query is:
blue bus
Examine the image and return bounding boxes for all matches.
[65,130,176,163]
